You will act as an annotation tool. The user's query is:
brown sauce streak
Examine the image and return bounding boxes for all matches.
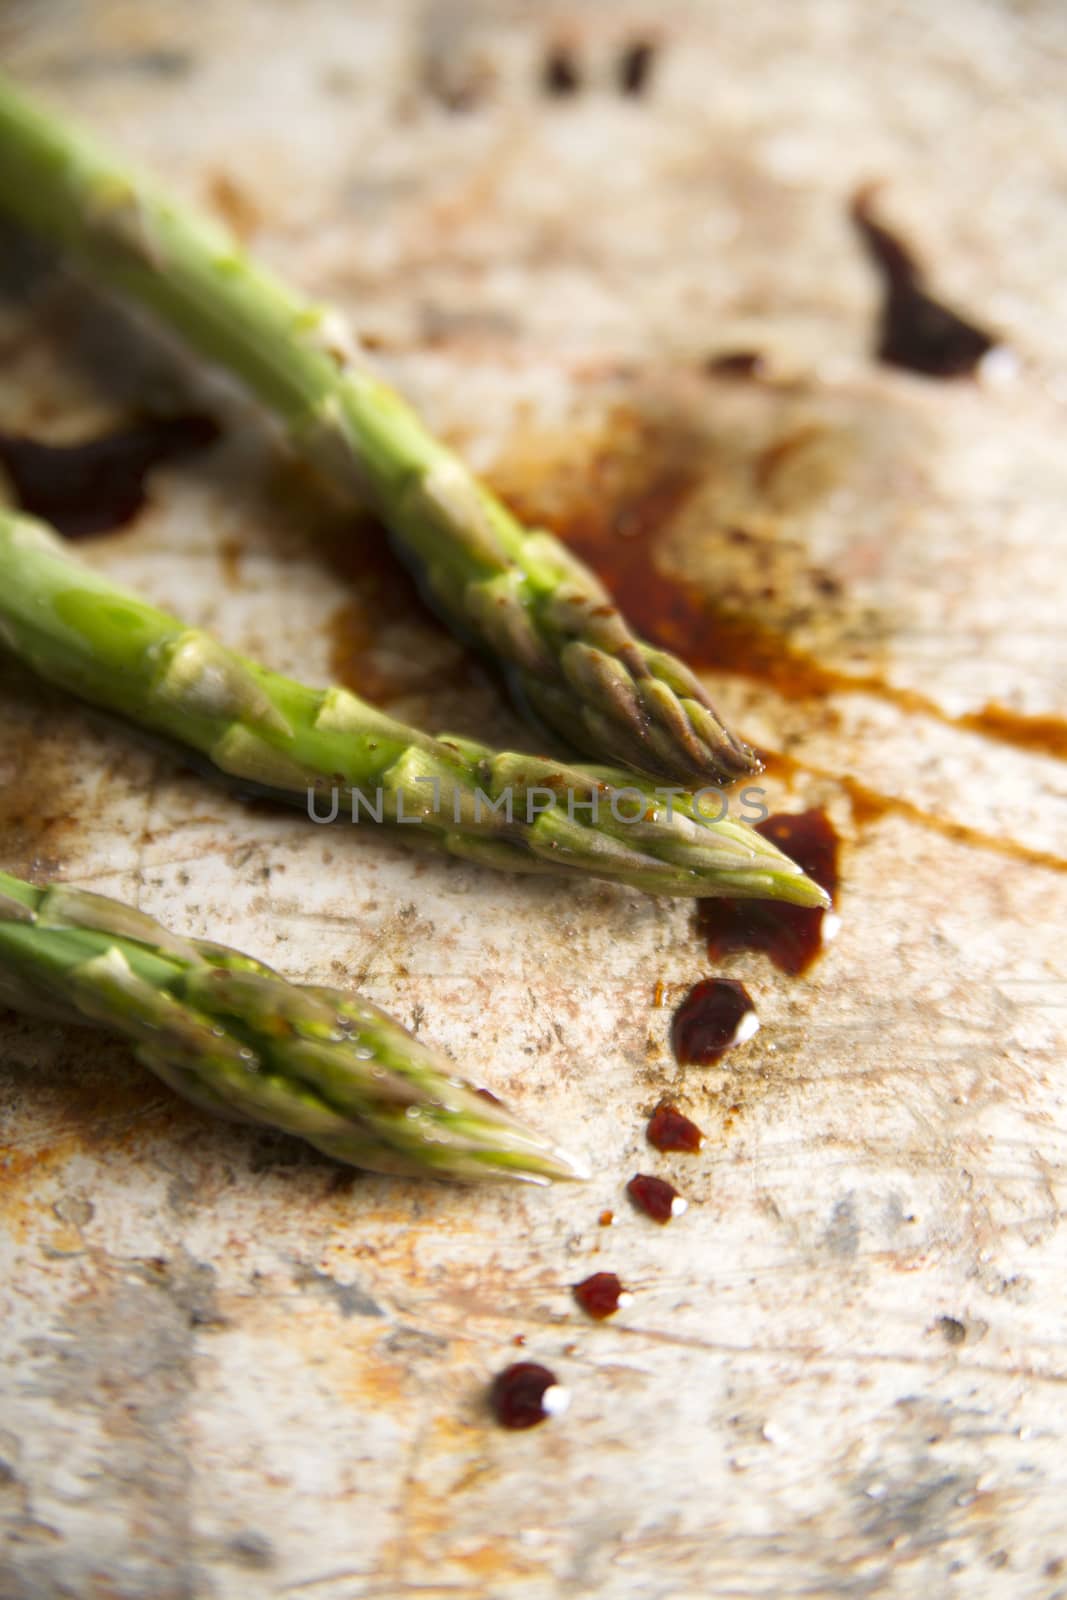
[0,414,219,539]
[763,748,1067,876]
[321,513,482,706]
[495,457,1067,782]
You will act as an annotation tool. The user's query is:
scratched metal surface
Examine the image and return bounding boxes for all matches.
[1,2,1066,1597]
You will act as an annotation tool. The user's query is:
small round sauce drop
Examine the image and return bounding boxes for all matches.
[598,1209,615,1227]
[671,979,758,1066]
[489,1362,569,1430]
[574,1272,630,1320]
[647,1101,704,1152]
[627,1173,687,1224]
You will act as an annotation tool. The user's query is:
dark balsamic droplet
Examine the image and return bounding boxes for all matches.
[705,350,768,379]
[618,39,657,97]
[670,980,758,1067]
[626,1173,686,1224]
[0,413,220,539]
[489,1362,567,1429]
[850,188,999,379]
[574,1272,630,1320]
[697,809,840,977]
[543,46,581,96]
[646,1101,704,1151]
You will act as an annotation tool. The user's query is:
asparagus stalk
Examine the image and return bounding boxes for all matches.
[0,868,586,1182]
[0,509,826,905]
[0,73,759,787]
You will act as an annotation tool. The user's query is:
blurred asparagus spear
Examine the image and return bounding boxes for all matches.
[0,508,827,906]
[0,868,586,1183]
[0,73,759,786]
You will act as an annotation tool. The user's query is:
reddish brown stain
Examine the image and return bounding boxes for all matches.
[573,1271,628,1320]
[646,1101,704,1152]
[205,171,261,241]
[218,535,245,588]
[626,1173,686,1224]
[670,978,762,1061]
[705,350,769,378]
[954,704,1067,764]
[697,811,839,977]
[493,427,1066,768]
[322,514,482,706]
[489,1362,562,1429]
[763,749,1067,876]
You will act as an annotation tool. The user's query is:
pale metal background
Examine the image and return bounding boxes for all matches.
[1,3,1066,1596]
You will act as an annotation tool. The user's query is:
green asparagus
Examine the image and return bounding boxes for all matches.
[0,508,826,905]
[0,868,586,1182]
[0,73,759,787]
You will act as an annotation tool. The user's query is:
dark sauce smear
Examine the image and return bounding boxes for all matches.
[574,1271,629,1320]
[850,187,998,379]
[489,1361,565,1429]
[618,39,657,97]
[493,410,1067,777]
[0,413,219,539]
[543,45,581,96]
[705,350,768,379]
[626,1173,686,1224]
[670,979,758,1066]
[646,1100,704,1151]
[697,809,839,978]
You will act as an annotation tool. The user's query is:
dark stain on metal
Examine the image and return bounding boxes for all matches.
[697,811,839,977]
[0,413,220,539]
[705,350,769,379]
[489,1361,564,1429]
[670,979,760,1064]
[543,45,582,97]
[851,186,1000,378]
[646,1101,704,1151]
[617,39,658,97]
[573,1271,628,1320]
[626,1173,686,1224]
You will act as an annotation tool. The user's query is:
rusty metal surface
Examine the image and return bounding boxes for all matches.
[1,2,1067,1596]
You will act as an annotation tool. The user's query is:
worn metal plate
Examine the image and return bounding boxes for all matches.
[1,2,1066,1596]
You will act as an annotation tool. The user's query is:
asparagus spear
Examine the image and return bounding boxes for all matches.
[0,867,586,1182]
[0,508,826,905]
[0,73,759,787]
